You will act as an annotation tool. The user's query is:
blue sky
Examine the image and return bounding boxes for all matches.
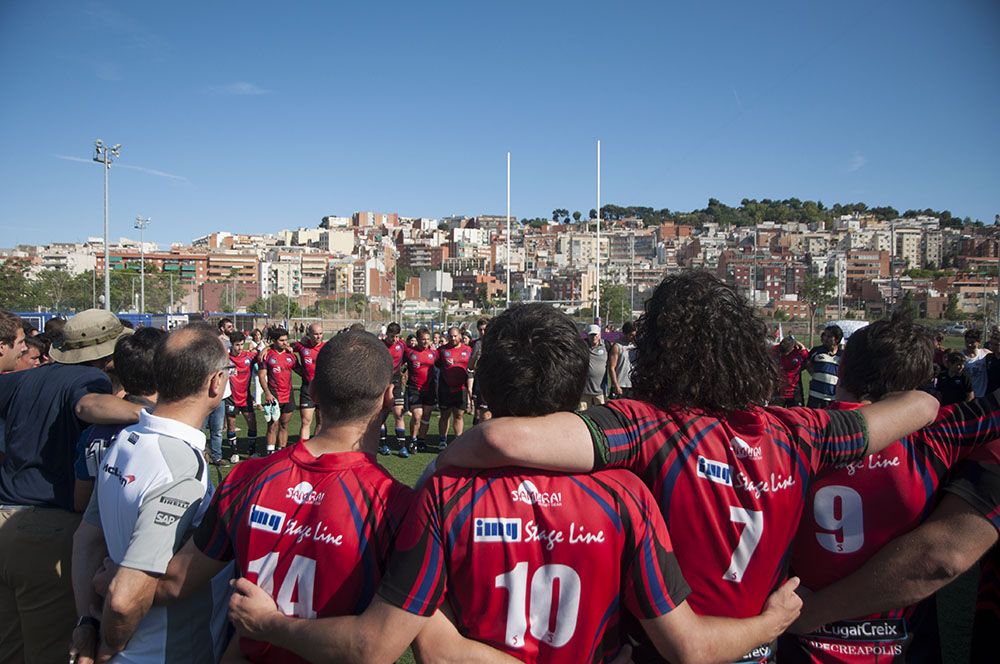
[0,0,997,247]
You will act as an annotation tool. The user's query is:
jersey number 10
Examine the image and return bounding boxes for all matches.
[495,562,581,649]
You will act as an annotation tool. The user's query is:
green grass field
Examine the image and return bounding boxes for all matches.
[211,376,977,663]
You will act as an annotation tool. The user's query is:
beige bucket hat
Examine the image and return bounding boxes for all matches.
[49,309,133,364]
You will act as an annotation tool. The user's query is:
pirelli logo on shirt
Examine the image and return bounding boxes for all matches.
[474,517,522,543]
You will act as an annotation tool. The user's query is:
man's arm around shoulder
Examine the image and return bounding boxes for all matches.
[76,393,142,425]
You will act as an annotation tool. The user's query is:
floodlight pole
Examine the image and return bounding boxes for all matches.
[596,139,601,323]
[506,151,511,309]
[134,216,150,313]
[94,140,121,311]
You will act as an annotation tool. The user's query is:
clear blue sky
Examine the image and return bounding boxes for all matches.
[1,0,997,247]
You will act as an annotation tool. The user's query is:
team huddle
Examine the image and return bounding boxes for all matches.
[2,270,999,663]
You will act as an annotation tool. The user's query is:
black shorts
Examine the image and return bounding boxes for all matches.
[392,374,404,407]
[406,383,436,408]
[224,397,254,417]
[472,378,488,410]
[439,387,466,410]
[299,382,315,409]
[279,401,296,415]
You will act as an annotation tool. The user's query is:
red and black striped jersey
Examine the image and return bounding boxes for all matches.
[378,467,690,663]
[406,348,439,390]
[784,393,1000,663]
[260,348,297,403]
[436,343,472,391]
[291,341,324,384]
[228,350,258,408]
[579,399,869,664]
[193,445,413,664]
[385,339,407,375]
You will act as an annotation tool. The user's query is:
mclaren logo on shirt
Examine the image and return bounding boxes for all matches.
[474,517,522,543]
[696,456,733,486]
[102,463,136,487]
[249,504,286,534]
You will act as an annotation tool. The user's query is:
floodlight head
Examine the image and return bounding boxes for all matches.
[95,139,104,148]
[110,145,121,157]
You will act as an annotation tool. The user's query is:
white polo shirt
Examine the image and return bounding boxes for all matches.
[85,409,232,663]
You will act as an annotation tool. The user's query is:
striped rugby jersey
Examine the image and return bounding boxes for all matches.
[784,392,1000,663]
[379,467,690,663]
[193,445,412,663]
[807,345,843,403]
[579,399,868,664]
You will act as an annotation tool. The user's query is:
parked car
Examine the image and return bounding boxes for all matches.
[942,323,968,335]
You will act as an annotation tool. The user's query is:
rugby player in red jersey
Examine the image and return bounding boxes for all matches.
[379,322,408,456]
[291,323,325,443]
[776,314,1000,663]
[220,303,804,663]
[772,337,809,407]
[435,326,472,451]
[438,271,939,664]
[403,328,438,457]
[258,328,297,454]
[115,331,507,663]
[226,331,260,457]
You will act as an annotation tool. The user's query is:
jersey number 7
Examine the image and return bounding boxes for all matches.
[724,507,764,583]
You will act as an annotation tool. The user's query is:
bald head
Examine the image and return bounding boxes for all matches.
[154,324,229,402]
[306,323,324,347]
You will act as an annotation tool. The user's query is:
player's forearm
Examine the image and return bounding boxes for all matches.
[72,522,107,618]
[437,413,594,472]
[685,614,778,664]
[858,390,939,454]
[794,534,950,633]
[257,614,388,664]
[411,609,520,664]
[101,577,156,653]
[75,393,143,425]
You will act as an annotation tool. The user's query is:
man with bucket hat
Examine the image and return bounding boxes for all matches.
[0,309,144,663]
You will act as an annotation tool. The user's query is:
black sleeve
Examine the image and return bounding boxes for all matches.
[944,461,1000,534]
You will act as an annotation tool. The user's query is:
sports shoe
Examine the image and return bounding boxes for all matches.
[398,446,410,459]
[209,458,230,468]
[230,454,241,464]
[438,440,448,452]
[379,445,391,456]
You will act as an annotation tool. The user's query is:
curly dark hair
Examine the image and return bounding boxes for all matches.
[838,312,934,401]
[632,270,780,413]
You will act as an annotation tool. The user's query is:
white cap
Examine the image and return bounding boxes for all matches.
[587,324,601,335]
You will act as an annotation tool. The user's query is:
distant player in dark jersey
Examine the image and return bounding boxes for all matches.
[403,328,438,457]
[215,303,804,663]
[291,323,325,443]
[258,327,297,454]
[122,330,491,663]
[935,350,974,406]
[780,314,1000,663]
[379,322,408,456]
[226,331,260,457]
[435,326,472,451]
[438,271,939,664]
[468,317,492,425]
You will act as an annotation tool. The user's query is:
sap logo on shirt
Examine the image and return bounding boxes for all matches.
[102,463,136,487]
[474,517,522,543]
[286,481,325,506]
[731,437,762,461]
[696,456,733,486]
[154,511,179,527]
[249,504,286,534]
[510,480,562,507]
